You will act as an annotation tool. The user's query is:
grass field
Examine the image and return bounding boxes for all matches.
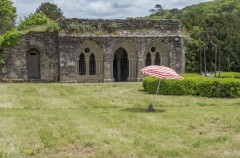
[0,82,240,158]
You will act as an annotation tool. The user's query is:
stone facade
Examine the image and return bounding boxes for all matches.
[2,19,184,82]
[3,32,59,81]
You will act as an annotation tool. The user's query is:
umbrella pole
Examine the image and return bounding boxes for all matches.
[153,79,161,106]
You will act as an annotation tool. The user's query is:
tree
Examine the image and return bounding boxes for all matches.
[35,2,64,21]
[149,4,164,16]
[154,4,163,13]
[0,0,17,35]
[147,0,240,72]
[170,8,180,15]
[149,9,156,14]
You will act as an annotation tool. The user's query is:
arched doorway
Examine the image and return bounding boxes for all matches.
[27,48,40,79]
[113,48,129,82]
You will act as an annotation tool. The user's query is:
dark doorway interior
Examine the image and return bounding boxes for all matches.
[27,49,40,79]
[113,48,129,82]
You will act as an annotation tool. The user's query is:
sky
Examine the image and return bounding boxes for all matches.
[13,0,213,20]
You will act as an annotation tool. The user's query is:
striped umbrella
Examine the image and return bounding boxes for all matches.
[141,65,184,80]
[140,65,184,106]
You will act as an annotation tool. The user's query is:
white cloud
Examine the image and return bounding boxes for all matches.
[13,0,213,20]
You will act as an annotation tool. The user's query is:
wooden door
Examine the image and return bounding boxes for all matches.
[27,49,40,79]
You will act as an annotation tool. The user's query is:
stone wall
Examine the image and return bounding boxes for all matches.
[59,36,184,82]
[2,19,184,82]
[2,32,59,81]
[61,19,180,31]
[60,19,181,36]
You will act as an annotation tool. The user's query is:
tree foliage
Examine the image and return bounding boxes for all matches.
[147,0,240,73]
[35,2,64,21]
[149,4,164,16]
[0,0,17,35]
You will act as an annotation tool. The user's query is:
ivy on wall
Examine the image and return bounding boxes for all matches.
[2,29,22,48]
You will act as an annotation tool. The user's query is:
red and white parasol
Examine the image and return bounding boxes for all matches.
[140,65,184,106]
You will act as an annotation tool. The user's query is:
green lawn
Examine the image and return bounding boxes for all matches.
[0,82,240,158]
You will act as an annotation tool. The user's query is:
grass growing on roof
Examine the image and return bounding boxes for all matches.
[0,82,240,157]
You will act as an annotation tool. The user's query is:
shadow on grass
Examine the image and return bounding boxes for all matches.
[138,89,150,94]
[138,89,146,92]
[121,108,166,113]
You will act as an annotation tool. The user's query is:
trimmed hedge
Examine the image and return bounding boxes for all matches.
[217,72,240,79]
[143,74,240,98]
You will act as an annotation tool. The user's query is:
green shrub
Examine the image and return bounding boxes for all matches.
[108,22,118,32]
[79,24,92,31]
[0,30,22,72]
[46,20,60,31]
[197,79,240,98]
[143,76,199,96]
[17,13,60,34]
[218,72,240,79]
[143,74,240,98]
[18,13,52,30]
[67,23,93,32]
[67,23,79,32]
[2,29,22,48]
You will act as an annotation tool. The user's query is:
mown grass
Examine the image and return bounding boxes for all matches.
[0,82,240,158]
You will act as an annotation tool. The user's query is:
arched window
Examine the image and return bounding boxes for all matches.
[145,52,151,66]
[79,53,86,75]
[154,52,160,65]
[89,53,96,75]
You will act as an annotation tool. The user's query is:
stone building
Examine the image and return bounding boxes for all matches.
[2,19,184,82]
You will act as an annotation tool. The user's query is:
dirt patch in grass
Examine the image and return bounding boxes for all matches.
[52,145,95,158]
